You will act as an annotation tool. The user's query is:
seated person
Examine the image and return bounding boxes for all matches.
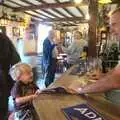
[9,63,41,120]
[62,31,87,68]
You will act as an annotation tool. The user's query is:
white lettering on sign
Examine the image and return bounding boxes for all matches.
[74,107,103,120]
[85,112,96,118]
[74,108,88,114]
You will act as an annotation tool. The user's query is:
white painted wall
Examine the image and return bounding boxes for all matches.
[37,24,52,53]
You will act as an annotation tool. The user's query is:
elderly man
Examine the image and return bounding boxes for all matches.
[43,30,58,87]
[69,7,120,104]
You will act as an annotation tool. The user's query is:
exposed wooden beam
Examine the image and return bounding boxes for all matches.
[62,24,78,27]
[21,0,69,21]
[33,10,53,19]
[63,8,76,17]
[20,0,59,18]
[41,17,88,22]
[7,0,21,6]
[55,0,76,17]
[66,23,78,26]
[58,23,78,27]
[6,0,45,20]
[20,0,54,19]
[24,11,44,20]
[36,0,69,18]
[1,3,14,9]
[76,7,85,17]
[51,8,67,17]
[13,1,87,12]
[41,10,59,18]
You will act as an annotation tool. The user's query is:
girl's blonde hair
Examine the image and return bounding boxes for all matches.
[9,62,32,81]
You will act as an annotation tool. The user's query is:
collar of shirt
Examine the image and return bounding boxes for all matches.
[49,39,55,45]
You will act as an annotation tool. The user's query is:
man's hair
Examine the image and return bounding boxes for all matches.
[9,62,32,81]
[111,7,120,16]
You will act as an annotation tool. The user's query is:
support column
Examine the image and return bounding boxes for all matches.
[88,0,98,57]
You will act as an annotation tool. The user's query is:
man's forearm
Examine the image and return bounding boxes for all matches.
[80,74,119,94]
[80,79,110,93]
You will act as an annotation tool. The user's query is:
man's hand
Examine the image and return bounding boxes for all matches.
[65,87,79,94]
[67,81,84,94]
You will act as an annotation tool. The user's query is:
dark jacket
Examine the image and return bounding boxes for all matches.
[0,33,21,95]
[0,33,21,119]
[43,37,56,71]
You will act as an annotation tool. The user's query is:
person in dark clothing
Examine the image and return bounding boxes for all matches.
[43,30,57,87]
[0,33,21,120]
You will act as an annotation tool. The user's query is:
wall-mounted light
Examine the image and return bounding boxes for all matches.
[98,0,112,4]
[85,14,90,20]
[74,0,83,4]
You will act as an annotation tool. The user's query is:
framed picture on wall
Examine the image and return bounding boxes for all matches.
[13,27,20,37]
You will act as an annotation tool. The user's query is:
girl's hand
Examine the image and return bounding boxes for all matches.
[35,89,41,95]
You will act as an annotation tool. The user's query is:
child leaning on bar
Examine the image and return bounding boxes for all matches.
[9,62,41,120]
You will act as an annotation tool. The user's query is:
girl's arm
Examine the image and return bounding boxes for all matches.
[15,94,37,104]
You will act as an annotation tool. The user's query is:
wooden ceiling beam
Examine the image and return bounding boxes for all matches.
[67,22,78,26]
[50,8,67,17]
[20,0,59,18]
[60,23,77,27]
[62,8,76,17]
[6,0,45,20]
[41,17,88,22]
[13,1,87,12]
[20,0,54,19]
[76,7,85,17]
[55,0,76,17]
[36,0,69,18]
[7,0,68,20]
[2,3,14,9]
[24,11,44,20]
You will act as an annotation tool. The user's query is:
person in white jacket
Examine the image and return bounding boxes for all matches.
[62,31,87,68]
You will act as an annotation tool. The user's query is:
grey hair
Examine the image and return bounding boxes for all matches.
[9,62,32,81]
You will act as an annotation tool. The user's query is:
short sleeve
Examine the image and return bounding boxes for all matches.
[32,82,39,91]
[11,82,22,99]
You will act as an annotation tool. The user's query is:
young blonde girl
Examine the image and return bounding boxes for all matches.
[9,62,40,120]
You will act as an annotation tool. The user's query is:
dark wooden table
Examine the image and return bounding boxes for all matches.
[33,65,120,120]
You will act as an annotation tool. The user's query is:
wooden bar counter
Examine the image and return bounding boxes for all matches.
[33,65,120,120]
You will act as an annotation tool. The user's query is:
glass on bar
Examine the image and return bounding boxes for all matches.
[86,57,102,80]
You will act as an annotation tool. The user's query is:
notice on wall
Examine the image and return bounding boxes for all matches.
[24,39,36,54]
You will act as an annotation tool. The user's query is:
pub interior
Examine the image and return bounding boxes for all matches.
[0,0,120,120]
